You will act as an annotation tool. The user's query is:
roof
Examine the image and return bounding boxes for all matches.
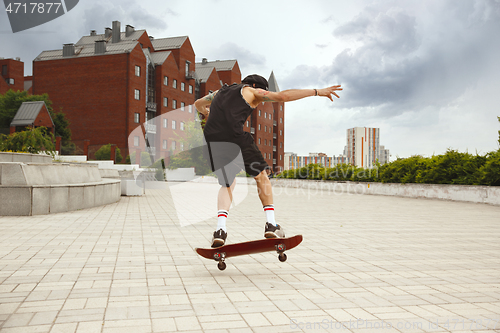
[151,36,188,51]
[10,101,54,127]
[268,71,280,92]
[149,51,172,65]
[196,59,237,71]
[35,41,139,61]
[75,30,147,45]
[195,66,217,83]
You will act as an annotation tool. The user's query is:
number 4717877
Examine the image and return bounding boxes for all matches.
[5,2,62,14]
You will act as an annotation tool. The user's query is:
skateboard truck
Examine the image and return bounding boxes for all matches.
[276,243,287,262]
[213,252,226,270]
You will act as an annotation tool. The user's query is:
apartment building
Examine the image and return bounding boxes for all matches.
[0,57,24,94]
[284,152,332,170]
[345,127,380,168]
[33,21,196,162]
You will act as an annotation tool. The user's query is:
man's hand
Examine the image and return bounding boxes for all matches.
[317,85,342,101]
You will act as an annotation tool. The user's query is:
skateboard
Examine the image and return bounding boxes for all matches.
[195,235,303,270]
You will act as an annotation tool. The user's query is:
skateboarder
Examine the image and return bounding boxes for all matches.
[194,74,342,247]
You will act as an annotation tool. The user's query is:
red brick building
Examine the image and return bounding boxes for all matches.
[33,21,196,162]
[0,57,25,94]
[195,59,285,173]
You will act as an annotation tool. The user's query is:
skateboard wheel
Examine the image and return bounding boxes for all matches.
[217,261,226,270]
[278,253,287,262]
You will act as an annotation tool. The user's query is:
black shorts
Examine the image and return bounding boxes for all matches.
[204,140,269,187]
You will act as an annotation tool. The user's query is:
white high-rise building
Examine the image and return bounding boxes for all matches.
[379,145,390,165]
[346,127,380,168]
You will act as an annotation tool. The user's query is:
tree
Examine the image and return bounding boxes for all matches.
[0,126,55,154]
[95,144,123,163]
[0,90,71,140]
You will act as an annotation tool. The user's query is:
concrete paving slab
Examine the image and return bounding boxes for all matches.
[0,182,499,332]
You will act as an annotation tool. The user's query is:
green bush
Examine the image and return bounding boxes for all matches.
[95,144,122,163]
[281,149,500,186]
[0,126,55,155]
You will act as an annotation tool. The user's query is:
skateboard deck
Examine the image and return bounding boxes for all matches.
[195,235,303,270]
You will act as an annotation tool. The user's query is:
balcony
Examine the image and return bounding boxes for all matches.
[185,71,196,80]
[273,133,277,139]
[145,123,156,134]
[273,120,277,126]
[250,127,255,134]
[273,146,276,152]
[146,102,157,112]
[273,159,276,165]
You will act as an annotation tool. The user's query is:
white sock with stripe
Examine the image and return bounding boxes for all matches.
[217,210,228,232]
[264,205,276,226]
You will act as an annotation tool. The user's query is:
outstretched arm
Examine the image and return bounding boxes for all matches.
[252,85,342,104]
[194,90,218,117]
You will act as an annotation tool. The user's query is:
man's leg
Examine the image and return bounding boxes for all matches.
[254,170,285,238]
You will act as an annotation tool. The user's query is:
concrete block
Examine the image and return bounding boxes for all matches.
[14,153,32,163]
[0,187,31,216]
[49,187,69,214]
[1,163,27,186]
[83,186,95,209]
[41,165,62,185]
[100,169,120,178]
[69,186,85,211]
[23,164,45,186]
[31,154,51,163]
[0,152,13,162]
[166,168,195,182]
[94,184,104,206]
[102,184,115,205]
[32,187,50,215]
[121,179,143,196]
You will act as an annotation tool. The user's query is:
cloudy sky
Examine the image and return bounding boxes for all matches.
[2,0,499,158]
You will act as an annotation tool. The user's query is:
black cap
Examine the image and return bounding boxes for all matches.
[242,74,269,90]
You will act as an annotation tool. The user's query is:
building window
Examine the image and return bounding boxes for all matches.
[173,100,177,109]
[134,89,140,100]
[134,136,139,147]
[181,102,185,111]
[181,82,185,91]
[280,105,283,111]
[259,110,261,116]
[280,130,283,135]
[172,141,176,150]
[280,155,282,160]
[188,105,193,113]
[258,138,261,144]
[189,85,193,94]
[163,97,168,107]
[280,117,283,123]
[135,65,141,77]
[180,122,185,131]
[172,120,176,130]
[180,142,184,151]
[185,61,190,77]
[246,121,249,127]
[163,118,168,128]
[258,124,261,130]
[1,65,7,76]
[163,140,168,149]
[164,76,168,86]
[173,79,177,89]
[265,139,267,145]
[134,113,140,123]
[265,112,267,119]
[265,126,267,132]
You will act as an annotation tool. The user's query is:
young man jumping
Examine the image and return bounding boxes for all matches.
[195,74,342,247]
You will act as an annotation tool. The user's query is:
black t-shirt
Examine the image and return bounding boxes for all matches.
[203,83,254,146]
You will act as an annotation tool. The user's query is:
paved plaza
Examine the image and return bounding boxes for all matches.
[0,181,500,333]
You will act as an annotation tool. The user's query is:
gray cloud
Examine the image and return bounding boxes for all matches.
[206,42,267,73]
[283,0,500,118]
